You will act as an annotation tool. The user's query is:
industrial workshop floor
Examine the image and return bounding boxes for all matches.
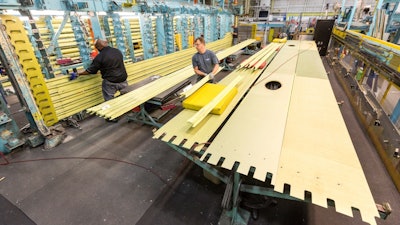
[1,56,400,225]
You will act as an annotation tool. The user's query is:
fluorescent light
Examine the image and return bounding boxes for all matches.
[115,11,139,17]
[30,10,66,16]
[3,10,20,16]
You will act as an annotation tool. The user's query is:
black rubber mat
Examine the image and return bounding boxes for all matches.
[0,194,36,225]
[136,163,224,225]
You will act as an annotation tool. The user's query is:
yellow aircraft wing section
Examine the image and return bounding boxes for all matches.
[155,40,379,225]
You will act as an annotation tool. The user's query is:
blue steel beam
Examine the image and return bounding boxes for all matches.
[175,16,183,50]
[210,13,217,41]
[139,14,155,59]
[390,99,400,123]
[110,13,127,59]
[203,15,212,42]
[47,11,70,55]
[193,15,203,39]
[20,10,55,78]
[368,0,384,36]
[188,16,194,43]
[70,15,91,68]
[156,16,167,56]
[102,15,113,46]
[164,13,175,54]
[338,0,347,22]
[44,16,62,59]
[385,2,400,33]
[123,18,136,62]
[89,12,105,40]
[347,0,358,29]
[181,15,189,49]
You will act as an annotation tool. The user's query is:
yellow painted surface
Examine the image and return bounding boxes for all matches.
[155,41,379,225]
[153,43,276,149]
[1,15,58,126]
[272,37,287,43]
[275,42,378,225]
[201,41,300,180]
[332,27,347,39]
[175,33,182,51]
[182,83,238,115]
[335,29,400,73]
[268,28,274,42]
[348,30,400,51]
[186,76,243,128]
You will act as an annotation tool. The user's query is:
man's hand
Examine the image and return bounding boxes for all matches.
[69,72,78,80]
[208,73,216,83]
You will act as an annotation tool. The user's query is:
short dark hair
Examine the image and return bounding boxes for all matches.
[94,39,108,49]
[194,37,205,45]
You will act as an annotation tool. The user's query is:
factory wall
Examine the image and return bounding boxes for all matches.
[272,0,376,14]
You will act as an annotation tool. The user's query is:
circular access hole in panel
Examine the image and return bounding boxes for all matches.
[265,81,282,90]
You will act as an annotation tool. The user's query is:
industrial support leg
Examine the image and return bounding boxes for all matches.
[243,47,256,55]
[126,104,162,128]
[221,57,235,71]
[219,172,250,225]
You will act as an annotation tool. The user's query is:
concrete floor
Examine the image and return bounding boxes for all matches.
[0,56,399,225]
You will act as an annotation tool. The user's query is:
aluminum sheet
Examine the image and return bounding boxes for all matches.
[154,41,379,225]
[273,41,379,225]
[153,68,266,150]
[153,43,282,150]
[200,42,301,182]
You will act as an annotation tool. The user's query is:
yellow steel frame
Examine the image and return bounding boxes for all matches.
[332,27,400,73]
[2,15,58,126]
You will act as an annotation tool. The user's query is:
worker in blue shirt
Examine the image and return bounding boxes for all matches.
[192,37,219,83]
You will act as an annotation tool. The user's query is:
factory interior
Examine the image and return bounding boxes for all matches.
[0,0,400,224]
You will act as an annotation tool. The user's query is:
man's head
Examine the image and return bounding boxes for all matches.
[194,37,206,54]
[94,39,108,51]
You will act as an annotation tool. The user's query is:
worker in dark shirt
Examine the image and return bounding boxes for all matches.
[72,39,128,101]
[192,37,219,83]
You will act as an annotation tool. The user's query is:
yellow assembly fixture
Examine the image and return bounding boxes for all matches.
[122,0,136,8]
[1,14,238,126]
[1,15,58,126]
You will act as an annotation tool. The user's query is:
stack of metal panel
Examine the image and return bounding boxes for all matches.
[46,33,235,124]
[86,38,255,120]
